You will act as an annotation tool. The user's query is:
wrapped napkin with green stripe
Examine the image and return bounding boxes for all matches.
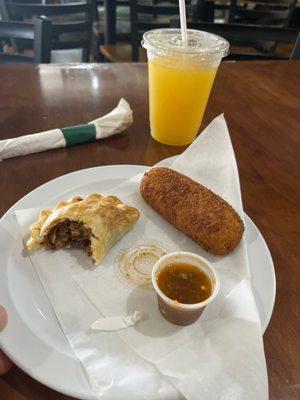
[0,98,132,161]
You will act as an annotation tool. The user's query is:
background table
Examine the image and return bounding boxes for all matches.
[0,61,299,400]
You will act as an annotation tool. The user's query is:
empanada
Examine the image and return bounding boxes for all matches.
[27,193,139,264]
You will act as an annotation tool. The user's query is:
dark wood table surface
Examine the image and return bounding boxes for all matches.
[0,61,299,400]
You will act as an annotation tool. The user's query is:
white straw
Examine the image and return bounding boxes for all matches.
[179,0,188,46]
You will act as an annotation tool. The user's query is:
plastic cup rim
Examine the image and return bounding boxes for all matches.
[151,251,220,310]
[142,28,230,60]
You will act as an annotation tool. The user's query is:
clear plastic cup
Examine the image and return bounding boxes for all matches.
[152,252,220,326]
[142,28,229,146]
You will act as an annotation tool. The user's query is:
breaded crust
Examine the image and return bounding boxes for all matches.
[140,167,244,255]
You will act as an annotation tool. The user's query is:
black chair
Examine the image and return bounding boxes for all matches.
[95,0,130,25]
[193,0,297,28]
[228,0,297,27]
[129,0,196,61]
[100,0,200,62]
[171,17,299,60]
[0,17,51,64]
[0,0,94,62]
[93,0,132,61]
[213,0,297,55]
[289,3,300,29]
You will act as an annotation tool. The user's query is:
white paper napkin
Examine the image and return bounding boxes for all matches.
[15,114,268,400]
[0,98,132,161]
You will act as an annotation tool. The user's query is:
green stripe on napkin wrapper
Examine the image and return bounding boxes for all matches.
[61,124,96,147]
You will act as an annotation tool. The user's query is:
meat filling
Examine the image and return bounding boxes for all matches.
[45,220,92,257]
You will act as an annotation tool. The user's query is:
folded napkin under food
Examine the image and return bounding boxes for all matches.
[0,98,132,161]
[15,114,268,400]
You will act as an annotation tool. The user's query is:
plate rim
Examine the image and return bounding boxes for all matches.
[243,213,276,332]
[0,164,276,399]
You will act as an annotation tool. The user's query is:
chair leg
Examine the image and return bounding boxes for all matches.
[290,33,300,60]
[131,42,139,62]
[93,34,105,62]
[94,46,105,62]
[82,48,89,62]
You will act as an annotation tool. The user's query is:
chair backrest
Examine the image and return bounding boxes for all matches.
[170,17,299,60]
[130,0,195,61]
[228,0,297,28]
[0,17,51,64]
[0,0,94,62]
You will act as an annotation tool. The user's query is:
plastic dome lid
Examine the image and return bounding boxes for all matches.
[142,28,229,60]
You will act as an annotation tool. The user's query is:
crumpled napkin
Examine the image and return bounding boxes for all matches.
[15,114,268,400]
[0,98,132,161]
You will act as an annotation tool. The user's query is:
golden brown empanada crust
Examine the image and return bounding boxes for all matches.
[27,193,139,264]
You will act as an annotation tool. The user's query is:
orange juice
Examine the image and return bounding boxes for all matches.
[142,29,229,146]
[149,58,217,146]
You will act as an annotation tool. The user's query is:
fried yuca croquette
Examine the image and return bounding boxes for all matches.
[140,167,244,255]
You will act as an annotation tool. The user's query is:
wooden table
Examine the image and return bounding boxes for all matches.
[0,61,299,400]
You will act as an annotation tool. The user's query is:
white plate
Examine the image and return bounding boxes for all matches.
[0,165,276,400]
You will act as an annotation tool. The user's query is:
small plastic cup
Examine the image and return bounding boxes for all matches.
[142,28,229,146]
[152,252,220,326]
